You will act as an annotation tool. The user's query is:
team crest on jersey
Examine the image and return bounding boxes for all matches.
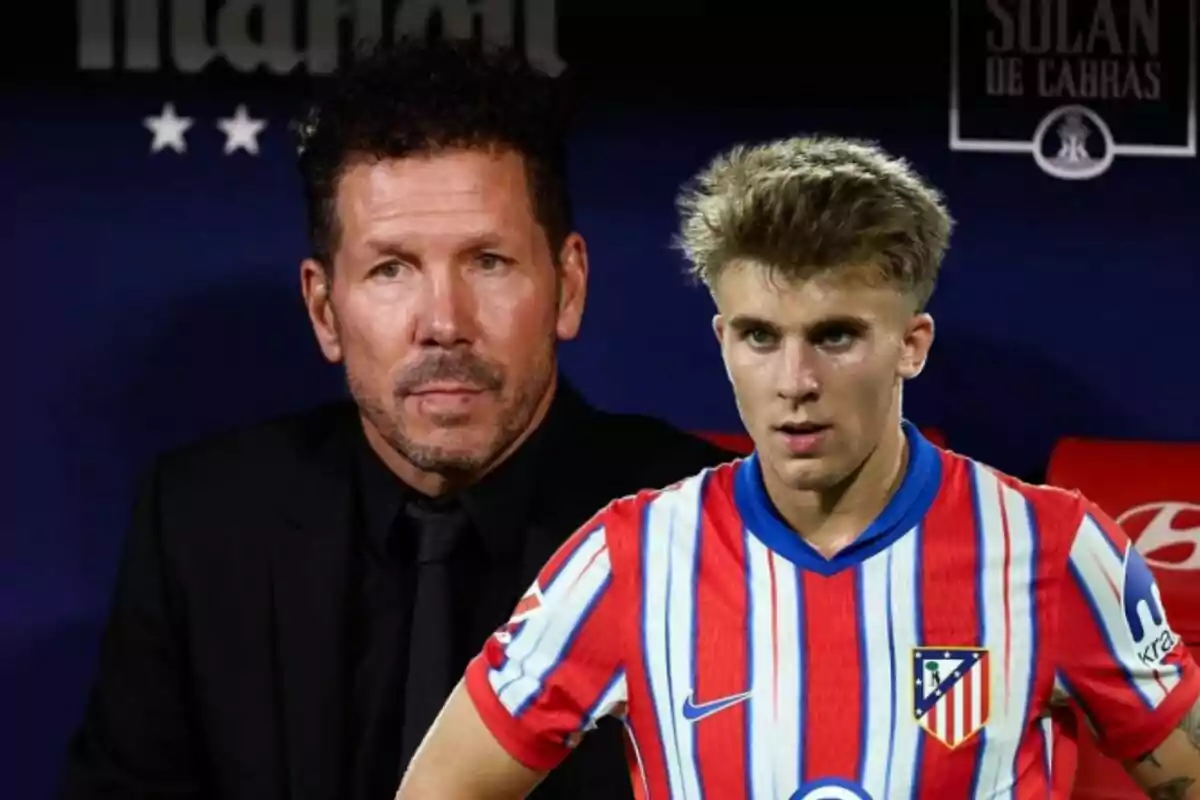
[494,582,545,646]
[912,647,990,749]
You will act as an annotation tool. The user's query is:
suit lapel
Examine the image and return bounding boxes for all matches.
[270,409,357,800]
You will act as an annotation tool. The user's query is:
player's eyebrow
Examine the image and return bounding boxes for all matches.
[725,314,778,333]
[725,313,871,335]
[805,315,871,336]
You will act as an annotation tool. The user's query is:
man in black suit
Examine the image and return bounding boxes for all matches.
[60,38,732,800]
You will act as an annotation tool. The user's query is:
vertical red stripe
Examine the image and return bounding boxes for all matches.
[691,466,750,798]
[998,482,1014,715]
[997,483,1052,800]
[914,453,985,798]
[618,489,673,799]
[1005,479,1076,800]
[801,568,862,782]
[1011,739,1050,798]
[993,482,1051,800]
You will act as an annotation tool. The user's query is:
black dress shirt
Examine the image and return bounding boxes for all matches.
[349,398,555,800]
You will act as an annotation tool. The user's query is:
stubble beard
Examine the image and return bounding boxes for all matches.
[347,351,555,481]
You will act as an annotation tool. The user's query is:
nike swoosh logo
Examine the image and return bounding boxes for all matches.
[680,690,752,722]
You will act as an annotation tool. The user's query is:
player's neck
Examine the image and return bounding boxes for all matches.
[764,420,909,559]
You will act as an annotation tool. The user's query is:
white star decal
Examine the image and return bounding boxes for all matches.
[144,102,194,154]
[217,105,267,155]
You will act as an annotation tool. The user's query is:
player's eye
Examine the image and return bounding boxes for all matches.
[811,323,863,351]
[743,327,779,349]
[819,330,853,348]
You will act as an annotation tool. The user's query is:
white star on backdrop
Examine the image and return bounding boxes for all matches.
[144,103,194,154]
[217,105,267,155]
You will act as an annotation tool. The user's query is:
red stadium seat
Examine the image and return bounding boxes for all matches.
[695,431,754,454]
[1046,438,1200,800]
[1047,438,1200,643]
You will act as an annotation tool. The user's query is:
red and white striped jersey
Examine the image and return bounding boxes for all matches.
[465,423,1200,799]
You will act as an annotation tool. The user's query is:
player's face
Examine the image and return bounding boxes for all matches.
[712,259,933,492]
[302,148,587,478]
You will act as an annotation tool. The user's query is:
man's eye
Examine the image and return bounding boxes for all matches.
[476,253,510,271]
[369,260,405,279]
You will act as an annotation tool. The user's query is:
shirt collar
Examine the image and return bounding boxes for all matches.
[355,378,580,561]
[733,419,943,576]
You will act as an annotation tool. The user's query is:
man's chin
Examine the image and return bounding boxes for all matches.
[421,411,476,428]
[401,432,486,464]
[402,447,489,475]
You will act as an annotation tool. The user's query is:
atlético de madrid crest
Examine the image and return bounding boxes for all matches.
[912,647,990,749]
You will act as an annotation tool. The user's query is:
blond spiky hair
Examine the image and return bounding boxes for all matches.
[674,135,953,310]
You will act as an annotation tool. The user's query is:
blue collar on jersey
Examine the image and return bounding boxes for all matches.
[733,420,942,576]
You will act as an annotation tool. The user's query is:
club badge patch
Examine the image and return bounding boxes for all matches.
[913,647,990,749]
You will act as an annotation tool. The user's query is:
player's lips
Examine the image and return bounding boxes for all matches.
[775,421,831,455]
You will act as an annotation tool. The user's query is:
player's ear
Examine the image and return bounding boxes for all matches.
[713,315,735,385]
[898,312,934,379]
[712,314,725,344]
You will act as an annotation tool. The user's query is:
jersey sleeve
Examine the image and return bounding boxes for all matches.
[464,518,628,772]
[1055,501,1200,760]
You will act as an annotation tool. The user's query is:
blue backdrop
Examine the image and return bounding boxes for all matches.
[5,3,1198,797]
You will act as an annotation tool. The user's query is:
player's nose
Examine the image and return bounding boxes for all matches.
[776,342,821,401]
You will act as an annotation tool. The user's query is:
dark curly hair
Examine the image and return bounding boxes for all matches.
[296,37,574,267]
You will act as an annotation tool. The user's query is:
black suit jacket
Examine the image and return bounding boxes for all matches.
[61,384,733,800]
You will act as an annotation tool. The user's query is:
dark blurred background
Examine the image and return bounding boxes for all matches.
[4,1,1198,797]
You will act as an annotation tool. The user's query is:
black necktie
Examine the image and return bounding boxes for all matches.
[398,500,476,775]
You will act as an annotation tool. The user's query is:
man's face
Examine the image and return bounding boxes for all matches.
[302,148,587,478]
[713,260,932,493]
